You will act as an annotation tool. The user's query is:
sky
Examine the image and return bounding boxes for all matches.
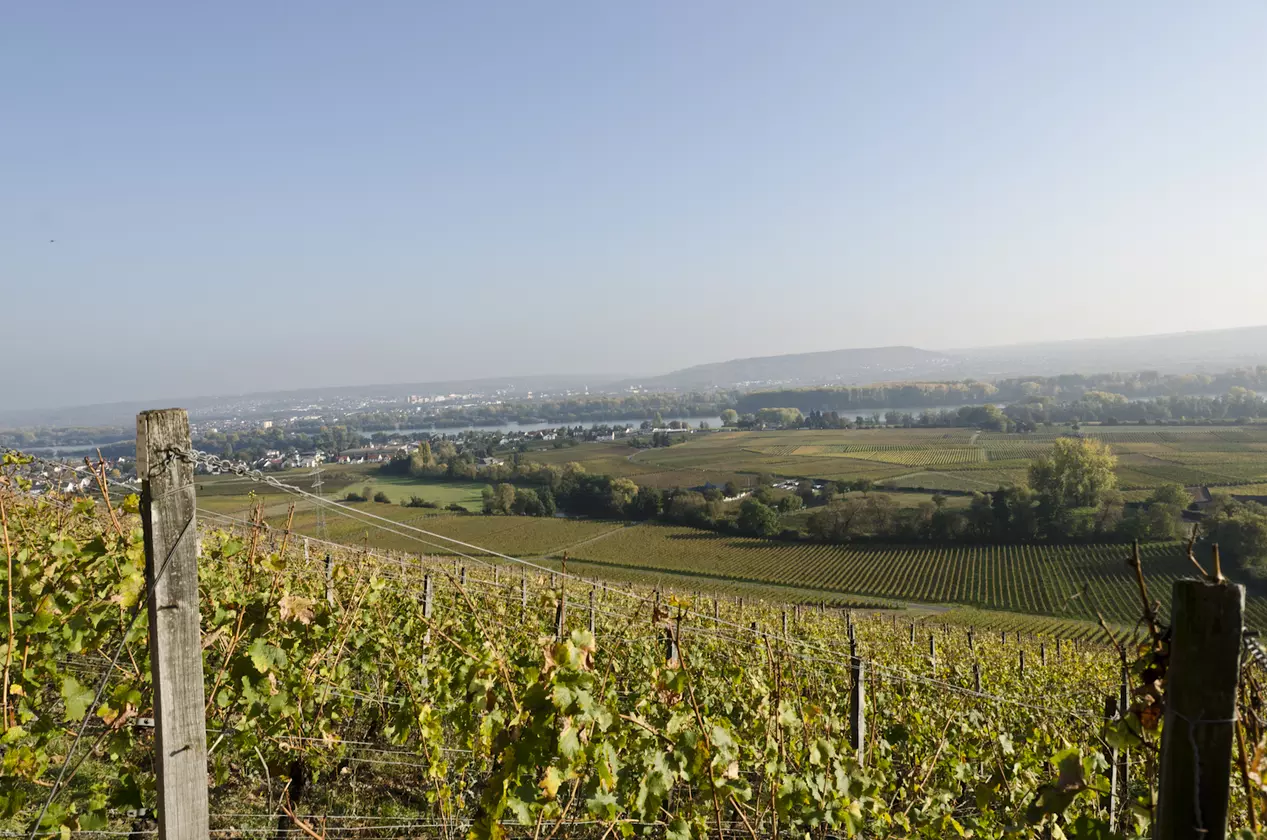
[3,2,1266,409]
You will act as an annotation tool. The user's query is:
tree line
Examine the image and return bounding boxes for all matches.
[735,366,1267,414]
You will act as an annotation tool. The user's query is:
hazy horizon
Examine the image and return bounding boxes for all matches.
[4,2,1266,409]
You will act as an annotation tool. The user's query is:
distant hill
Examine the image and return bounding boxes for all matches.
[618,325,1267,393]
[615,346,958,391]
[949,325,1267,378]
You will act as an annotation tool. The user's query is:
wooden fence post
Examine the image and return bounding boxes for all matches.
[421,572,434,682]
[967,628,974,653]
[1101,694,1119,830]
[460,566,467,587]
[521,572,528,618]
[928,633,936,674]
[973,662,981,694]
[1040,642,1046,668]
[1018,648,1025,678]
[137,409,208,840]
[1155,579,1244,840]
[1118,656,1130,814]
[781,609,788,638]
[554,580,566,640]
[849,638,866,764]
[325,554,335,607]
[589,586,596,635]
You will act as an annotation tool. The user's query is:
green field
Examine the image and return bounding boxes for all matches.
[525,424,1267,494]
[338,474,487,509]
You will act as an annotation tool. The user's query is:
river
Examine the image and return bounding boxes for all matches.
[358,416,727,438]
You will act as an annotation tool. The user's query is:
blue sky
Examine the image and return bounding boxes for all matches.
[3,2,1265,408]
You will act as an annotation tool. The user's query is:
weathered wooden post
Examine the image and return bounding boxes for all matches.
[137,409,208,840]
[325,553,335,607]
[849,637,866,764]
[520,572,528,619]
[1101,694,1119,830]
[1118,656,1130,813]
[459,566,467,587]
[1040,642,1046,668]
[303,537,309,562]
[973,662,982,694]
[1155,579,1244,840]
[909,622,915,644]
[967,628,975,653]
[781,609,788,637]
[928,633,936,674]
[1018,648,1025,678]
[554,580,566,640]
[712,597,719,626]
[588,586,596,635]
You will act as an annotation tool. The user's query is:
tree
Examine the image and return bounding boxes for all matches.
[723,481,741,498]
[1205,498,1267,574]
[1093,489,1125,535]
[720,409,739,427]
[512,488,545,516]
[629,486,663,520]
[608,477,639,516]
[777,495,803,513]
[1148,484,1190,508]
[737,498,781,537]
[756,407,803,427]
[864,494,899,534]
[807,498,868,542]
[1141,503,1183,541]
[483,482,517,515]
[372,491,391,503]
[967,492,993,539]
[796,480,815,506]
[1027,437,1118,511]
[539,488,558,517]
[409,442,433,476]
[665,491,715,527]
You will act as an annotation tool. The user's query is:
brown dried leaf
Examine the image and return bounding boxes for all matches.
[279,594,315,625]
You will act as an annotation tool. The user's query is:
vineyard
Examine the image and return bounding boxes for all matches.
[6,442,1267,840]
[554,523,1267,630]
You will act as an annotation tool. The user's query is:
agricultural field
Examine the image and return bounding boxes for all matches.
[334,474,487,509]
[529,424,1267,495]
[246,506,630,559]
[555,521,1267,629]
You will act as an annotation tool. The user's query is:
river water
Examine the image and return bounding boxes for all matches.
[358,416,726,437]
